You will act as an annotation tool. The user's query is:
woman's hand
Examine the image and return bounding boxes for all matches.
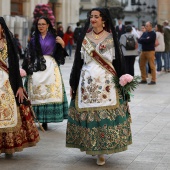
[16,87,25,103]
[56,36,65,48]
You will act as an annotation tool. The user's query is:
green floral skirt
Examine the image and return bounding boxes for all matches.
[66,98,132,155]
[24,77,68,123]
[33,91,68,123]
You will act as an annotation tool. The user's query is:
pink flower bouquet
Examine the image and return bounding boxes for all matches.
[113,74,140,101]
[20,68,27,77]
[119,74,133,86]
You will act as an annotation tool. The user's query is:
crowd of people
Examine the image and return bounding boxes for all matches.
[116,19,170,85]
[0,6,170,166]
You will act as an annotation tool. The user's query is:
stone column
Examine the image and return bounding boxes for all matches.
[0,0,10,17]
[55,0,80,30]
[157,0,170,24]
[55,2,63,25]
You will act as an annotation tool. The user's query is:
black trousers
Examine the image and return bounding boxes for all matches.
[124,55,136,76]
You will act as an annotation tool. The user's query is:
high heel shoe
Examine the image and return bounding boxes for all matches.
[96,154,105,166]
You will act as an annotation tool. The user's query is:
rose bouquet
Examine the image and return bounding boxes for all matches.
[113,74,140,102]
[20,68,27,77]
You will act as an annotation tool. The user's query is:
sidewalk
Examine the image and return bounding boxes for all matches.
[1,57,170,170]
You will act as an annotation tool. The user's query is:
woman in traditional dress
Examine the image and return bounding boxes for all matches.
[66,8,132,166]
[23,16,68,130]
[0,17,39,156]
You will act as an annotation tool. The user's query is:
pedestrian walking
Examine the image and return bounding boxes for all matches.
[155,24,165,72]
[66,8,132,166]
[23,16,68,130]
[73,22,82,44]
[115,19,126,40]
[0,17,39,156]
[138,21,156,85]
[120,25,138,76]
[162,20,170,72]
[57,25,64,39]
[63,26,74,58]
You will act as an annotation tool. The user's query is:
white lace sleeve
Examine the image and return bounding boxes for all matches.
[97,45,115,62]
[80,47,92,64]
[109,47,115,60]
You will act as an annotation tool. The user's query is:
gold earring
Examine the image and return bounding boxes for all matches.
[103,22,105,28]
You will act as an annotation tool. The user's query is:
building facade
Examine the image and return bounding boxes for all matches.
[0,0,80,47]
[157,0,170,24]
[80,0,159,29]
[0,0,170,47]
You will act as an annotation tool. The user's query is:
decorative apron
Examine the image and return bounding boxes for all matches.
[76,36,119,111]
[27,55,63,105]
[0,43,40,154]
[0,43,21,132]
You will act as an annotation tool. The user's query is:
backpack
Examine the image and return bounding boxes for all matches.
[124,35,136,50]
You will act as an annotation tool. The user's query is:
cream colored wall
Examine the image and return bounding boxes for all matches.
[0,0,80,47]
[0,0,11,16]
[23,0,48,19]
[157,0,170,24]
[56,0,80,31]
[80,0,97,10]
[0,0,48,19]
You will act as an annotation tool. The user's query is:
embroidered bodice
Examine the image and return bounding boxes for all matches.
[81,34,115,64]
[0,43,7,63]
[76,34,119,111]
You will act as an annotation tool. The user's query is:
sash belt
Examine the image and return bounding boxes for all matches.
[82,36,117,76]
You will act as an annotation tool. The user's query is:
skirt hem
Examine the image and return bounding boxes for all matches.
[0,137,40,154]
[66,141,132,155]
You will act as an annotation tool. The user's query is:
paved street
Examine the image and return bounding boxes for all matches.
[1,55,170,170]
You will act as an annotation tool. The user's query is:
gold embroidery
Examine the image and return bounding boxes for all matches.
[66,120,132,155]
[28,56,63,105]
[0,42,7,62]
[0,43,21,132]
[82,36,117,77]
[0,80,17,127]
[70,99,128,123]
[76,69,119,112]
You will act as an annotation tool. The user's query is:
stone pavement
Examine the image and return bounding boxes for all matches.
[1,56,170,170]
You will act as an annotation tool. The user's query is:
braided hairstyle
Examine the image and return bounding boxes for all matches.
[70,8,125,99]
[0,17,23,105]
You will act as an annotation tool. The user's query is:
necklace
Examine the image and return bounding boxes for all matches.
[92,30,105,40]
[93,29,104,35]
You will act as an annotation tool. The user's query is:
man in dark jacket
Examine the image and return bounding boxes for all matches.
[73,22,82,44]
[115,19,126,40]
[138,21,156,85]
